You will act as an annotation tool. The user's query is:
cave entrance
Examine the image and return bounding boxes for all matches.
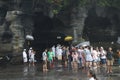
[32,12,67,52]
[83,8,117,43]
[31,12,68,62]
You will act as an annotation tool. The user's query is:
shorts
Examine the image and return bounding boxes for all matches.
[23,58,28,63]
[97,58,101,62]
[43,60,47,64]
[93,59,98,62]
[62,56,67,61]
[29,58,35,62]
[57,55,62,60]
[107,60,113,65]
[72,58,78,62]
[101,59,106,64]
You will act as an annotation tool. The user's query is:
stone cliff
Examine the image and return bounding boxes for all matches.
[0,0,120,55]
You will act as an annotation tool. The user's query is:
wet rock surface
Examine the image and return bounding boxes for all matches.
[0,64,120,80]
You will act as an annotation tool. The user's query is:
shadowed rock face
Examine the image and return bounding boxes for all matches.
[83,7,120,42]
[0,0,120,55]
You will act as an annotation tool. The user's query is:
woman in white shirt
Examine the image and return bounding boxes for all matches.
[29,50,35,66]
[91,47,99,69]
[100,47,107,67]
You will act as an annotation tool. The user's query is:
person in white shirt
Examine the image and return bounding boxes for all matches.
[78,47,85,68]
[91,47,99,69]
[22,49,28,64]
[56,44,63,66]
[100,47,107,67]
[56,45,63,60]
[84,46,93,69]
[42,49,48,72]
[95,47,101,67]
[28,47,32,62]
[29,49,35,66]
[52,45,56,57]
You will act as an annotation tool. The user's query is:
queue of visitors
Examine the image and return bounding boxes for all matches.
[22,44,120,74]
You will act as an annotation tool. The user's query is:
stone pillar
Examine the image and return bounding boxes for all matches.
[70,7,87,43]
[73,27,78,43]
[6,10,25,53]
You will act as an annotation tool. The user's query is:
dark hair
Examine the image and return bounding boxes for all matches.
[89,70,98,80]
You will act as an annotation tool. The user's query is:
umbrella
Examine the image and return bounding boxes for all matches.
[26,35,34,40]
[75,41,90,47]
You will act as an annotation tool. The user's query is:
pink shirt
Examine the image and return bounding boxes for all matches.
[72,52,78,61]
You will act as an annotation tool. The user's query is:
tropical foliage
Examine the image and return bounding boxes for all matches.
[47,0,120,14]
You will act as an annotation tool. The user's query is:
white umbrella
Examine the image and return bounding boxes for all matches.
[26,35,34,40]
[75,41,90,47]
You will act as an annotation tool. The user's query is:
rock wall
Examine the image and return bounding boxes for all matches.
[70,6,87,42]
[0,0,33,54]
[83,6,120,42]
[0,0,120,54]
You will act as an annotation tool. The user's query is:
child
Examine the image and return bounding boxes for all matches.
[87,70,98,80]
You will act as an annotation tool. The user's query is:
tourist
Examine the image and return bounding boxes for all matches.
[52,45,56,57]
[68,46,73,70]
[87,70,98,80]
[84,46,93,70]
[69,46,76,70]
[56,45,63,66]
[42,49,48,72]
[117,49,120,67]
[29,49,36,66]
[62,46,68,68]
[77,47,85,69]
[47,48,54,69]
[52,45,56,61]
[72,50,78,72]
[99,47,107,67]
[96,47,101,67]
[22,49,28,64]
[65,46,70,68]
[106,47,114,73]
[91,47,99,69]
[28,47,33,63]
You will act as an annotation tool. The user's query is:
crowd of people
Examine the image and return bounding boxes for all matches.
[22,44,120,80]
[22,47,36,66]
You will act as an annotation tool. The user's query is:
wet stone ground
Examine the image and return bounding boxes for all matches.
[0,63,120,80]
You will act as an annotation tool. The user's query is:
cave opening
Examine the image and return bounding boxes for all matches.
[83,8,117,43]
[31,12,69,61]
[32,12,67,51]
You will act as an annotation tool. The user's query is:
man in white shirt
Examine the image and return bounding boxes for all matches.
[22,49,28,64]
